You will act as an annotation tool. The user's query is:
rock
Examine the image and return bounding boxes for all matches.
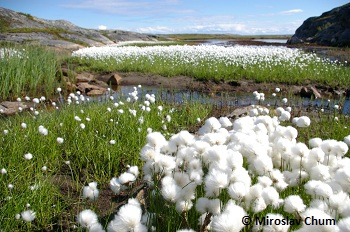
[226,105,268,119]
[0,101,33,116]
[288,3,350,47]
[76,73,95,82]
[0,7,157,50]
[107,73,122,85]
[65,81,77,92]
[299,86,322,98]
[76,82,107,95]
[87,89,107,96]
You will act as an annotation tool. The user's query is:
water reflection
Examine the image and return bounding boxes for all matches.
[252,39,288,44]
[94,86,350,115]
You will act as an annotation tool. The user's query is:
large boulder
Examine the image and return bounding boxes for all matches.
[288,3,350,47]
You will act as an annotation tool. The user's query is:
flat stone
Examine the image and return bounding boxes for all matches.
[107,73,122,85]
[299,86,322,98]
[0,101,34,116]
[76,73,95,82]
[87,89,107,96]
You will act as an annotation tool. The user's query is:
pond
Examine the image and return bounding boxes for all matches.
[252,39,288,44]
[92,85,350,115]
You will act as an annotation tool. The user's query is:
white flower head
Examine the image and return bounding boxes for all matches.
[77,209,98,228]
[38,125,48,136]
[56,137,64,144]
[284,195,306,213]
[107,198,144,232]
[82,182,99,201]
[21,210,36,222]
[24,153,33,160]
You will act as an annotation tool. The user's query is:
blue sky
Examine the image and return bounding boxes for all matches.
[1,0,348,34]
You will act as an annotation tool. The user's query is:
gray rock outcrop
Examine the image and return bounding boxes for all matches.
[0,7,157,50]
[288,3,350,47]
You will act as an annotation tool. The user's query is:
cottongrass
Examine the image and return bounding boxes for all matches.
[135,102,350,231]
[2,84,350,231]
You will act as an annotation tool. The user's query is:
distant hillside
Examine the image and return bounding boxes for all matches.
[288,3,350,47]
[0,7,158,50]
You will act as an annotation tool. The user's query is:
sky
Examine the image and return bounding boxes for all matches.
[1,0,349,35]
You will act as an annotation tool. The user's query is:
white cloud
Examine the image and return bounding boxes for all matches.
[136,26,175,34]
[279,9,303,15]
[98,25,107,30]
[133,20,301,35]
[61,0,192,16]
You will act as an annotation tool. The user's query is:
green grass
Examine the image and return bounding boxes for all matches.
[0,95,212,231]
[70,45,350,87]
[0,43,63,100]
[1,42,350,231]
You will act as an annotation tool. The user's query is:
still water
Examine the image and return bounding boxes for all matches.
[93,40,349,115]
[93,85,350,115]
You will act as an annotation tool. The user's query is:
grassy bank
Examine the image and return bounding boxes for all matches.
[1,42,350,231]
[71,44,350,87]
[0,89,212,231]
[1,87,349,231]
[0,43,62,100]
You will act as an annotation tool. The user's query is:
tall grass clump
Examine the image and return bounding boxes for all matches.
[0,43,61,100]
[0,87,211,231]
[70,45,350,87]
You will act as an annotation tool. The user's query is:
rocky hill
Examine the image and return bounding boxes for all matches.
[288,3,350,47]
[0,7,158,50]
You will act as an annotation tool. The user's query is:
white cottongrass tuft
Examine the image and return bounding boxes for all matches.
[146,132,166,149]
[195,197,221,215]
[295,116,311,128]
[284,195,306,214]
[211,200,247,232]
[204,168,229,197]
[21,210,36,222]
[56,137,64,144]
[1,168,7,174]
[344,135,350,146]
[77,209,98,228]
[262,213,290,232]
[82,182,99,201]
[110,177,122,194]
[80,123,86,129]
[219,117,232,128]
[107,198,146,232]
[118,172,136,185]
[24,152,33,160]
[338,217,350,232]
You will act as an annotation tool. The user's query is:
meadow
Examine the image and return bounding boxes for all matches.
[1,42,350,231]
[71,44,350,87]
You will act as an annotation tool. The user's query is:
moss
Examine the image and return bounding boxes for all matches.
[18,12,35,21]
[0,17,11,32]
